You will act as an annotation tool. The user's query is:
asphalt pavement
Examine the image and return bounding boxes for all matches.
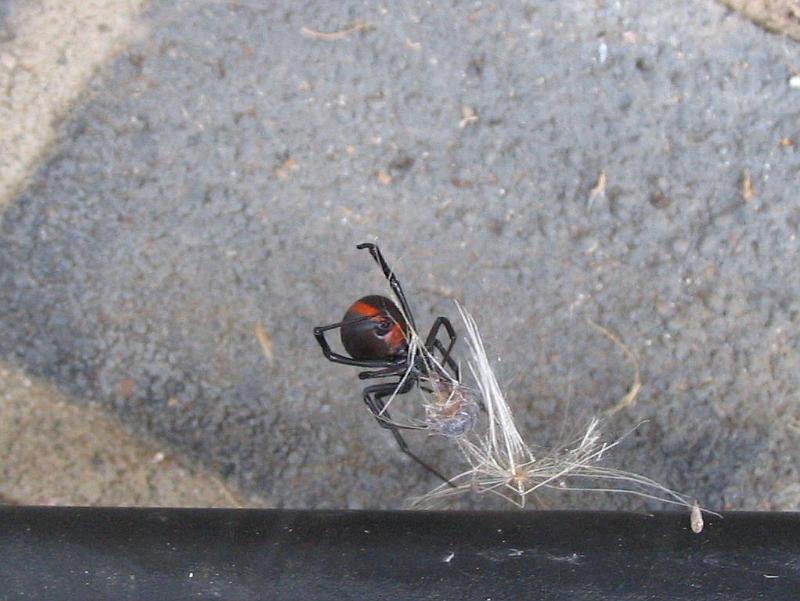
[1,0,798,510]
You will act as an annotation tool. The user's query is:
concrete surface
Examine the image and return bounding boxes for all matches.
[719,0,800,41]
[0,0,799,510]
[0,0,148,206]
[0,363,246,506]
[0,0,255,507]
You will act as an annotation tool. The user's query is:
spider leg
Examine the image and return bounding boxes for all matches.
[314,321,399,368]
[424,316,460,380]
[363,381,455,488]
[431,339,460,381]
[358,366,405,380]
[356,243,417,330]
[425,318,487,411]
[425,316,456,356]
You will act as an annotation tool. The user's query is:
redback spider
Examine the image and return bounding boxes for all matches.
[313,242,464,487]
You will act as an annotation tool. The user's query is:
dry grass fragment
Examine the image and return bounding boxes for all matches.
[301,21,372,41]
[587,319,642,416]
[459,106,479,128]
[411,305,712,515]
[741,170,754,202]
[255,322,274,366]
[587,170,608,208]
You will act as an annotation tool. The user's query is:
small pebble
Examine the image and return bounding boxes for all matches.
[598,42,608,64]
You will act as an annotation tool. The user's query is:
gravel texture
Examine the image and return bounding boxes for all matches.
[719,0,800,41]
[0,0,148,205]
[0,363,246,507]
[1,0,798,510]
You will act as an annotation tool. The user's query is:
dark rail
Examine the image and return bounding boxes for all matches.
[1,507,798,600]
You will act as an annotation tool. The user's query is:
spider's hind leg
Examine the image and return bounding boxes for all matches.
[424,316,487,412]
[424,316,460,381]
[362,380,455,488]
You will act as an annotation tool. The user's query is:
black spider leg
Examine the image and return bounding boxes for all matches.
[356,243,417,331]
[423,316,487,412]
[358,366,404,380]
[314,315,400,369]
[363,380,456,488]
[424,316,460,381]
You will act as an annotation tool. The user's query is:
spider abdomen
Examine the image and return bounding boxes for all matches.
[340,295,408,360]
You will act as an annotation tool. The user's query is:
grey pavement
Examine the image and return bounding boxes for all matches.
[0,0,246,506]
[0,362,247,507]
[1,0,799,510]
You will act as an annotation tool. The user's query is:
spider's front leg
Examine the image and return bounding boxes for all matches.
[358,366,405,380]
[314,320,398,368]
[356,243,417,330]
[362,380,455,488]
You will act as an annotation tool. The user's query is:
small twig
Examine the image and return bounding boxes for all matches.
[741,170,754,202]
[587,170,607,209]
[210,474,247,508]
[255,322,274,366]
[301,21,371,41]
[586,319,642,415]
